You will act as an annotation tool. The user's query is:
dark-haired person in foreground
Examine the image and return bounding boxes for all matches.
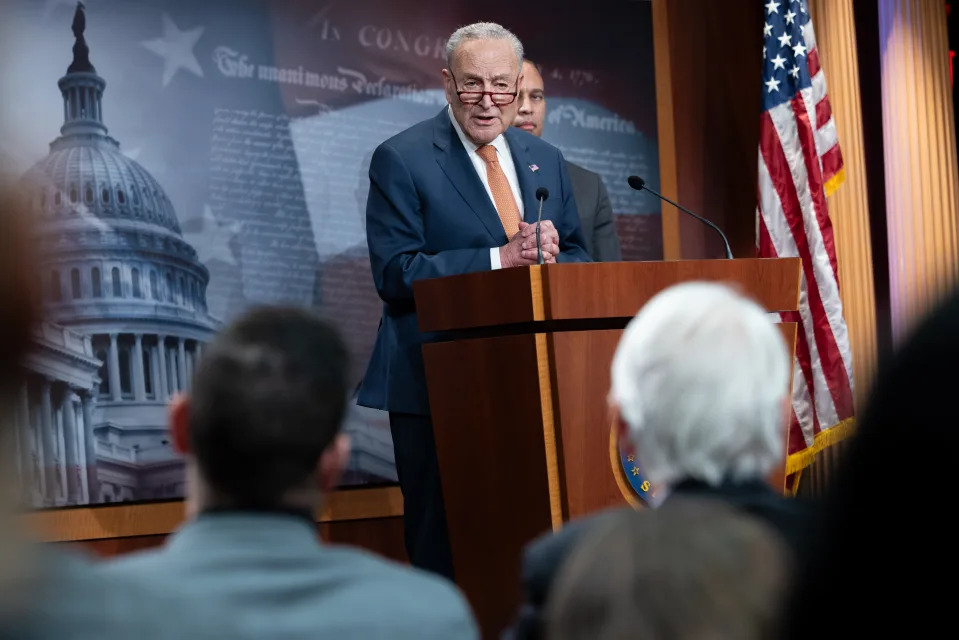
[100,306,478,639]
[782,290,959,639]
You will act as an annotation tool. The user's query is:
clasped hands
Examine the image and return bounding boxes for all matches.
[499,221,560,268]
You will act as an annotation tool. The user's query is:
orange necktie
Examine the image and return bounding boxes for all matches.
[477,145,521,238]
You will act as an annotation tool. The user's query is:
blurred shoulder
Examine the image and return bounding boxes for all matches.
[324,546,479,638]
[20,549,241,640]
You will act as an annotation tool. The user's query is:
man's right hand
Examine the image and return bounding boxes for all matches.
[500,222,553,268]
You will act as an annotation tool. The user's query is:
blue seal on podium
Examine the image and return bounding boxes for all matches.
[609,421,653,506]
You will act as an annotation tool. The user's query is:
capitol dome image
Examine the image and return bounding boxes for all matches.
[11,4,218,506]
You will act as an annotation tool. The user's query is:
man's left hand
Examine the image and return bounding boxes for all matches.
[519,221,560,264]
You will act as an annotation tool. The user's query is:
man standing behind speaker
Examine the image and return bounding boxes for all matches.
[513,60,622,262]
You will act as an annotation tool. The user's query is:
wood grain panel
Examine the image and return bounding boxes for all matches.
[24,486,403,542]
[652,0,681,260]
[549,329,626,520]
[653,0,764,260]
[414,265,544,333]
[317,517,408,564]
[535,333,564,530]
[542,259,802,321]
[69,534,168,557]
[65,517,407,564]
[423,333,555,639]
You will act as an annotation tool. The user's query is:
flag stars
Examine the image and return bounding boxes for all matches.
[762,1,812,102]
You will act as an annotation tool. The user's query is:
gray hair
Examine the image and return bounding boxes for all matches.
[610,282,790,488]
[445,22,524,70]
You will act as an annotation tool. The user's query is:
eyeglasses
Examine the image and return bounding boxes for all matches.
[448,70,519,106]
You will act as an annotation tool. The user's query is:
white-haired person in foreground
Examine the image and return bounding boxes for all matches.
[503,281,814,640]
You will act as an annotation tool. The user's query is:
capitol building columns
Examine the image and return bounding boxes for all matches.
[91,331,203,403]
[133,334,146,401]
[11,373,98,507]
[16,386,32,500]
[107,333,121,401]
[15,3,217,506]
[61,387,93,505]
[157,334,169,400]
[60,387,80,503]
[38,378,56,501]
[80,389,99,501]
[177,338,188,392]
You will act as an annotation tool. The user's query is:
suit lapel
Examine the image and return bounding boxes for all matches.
[433,110,508,243]
[505,128,540,224]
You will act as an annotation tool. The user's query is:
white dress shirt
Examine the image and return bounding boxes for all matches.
[448,107,525,269]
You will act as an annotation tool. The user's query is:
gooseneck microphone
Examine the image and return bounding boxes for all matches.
[627,176,733,260]
[535,187,549,265]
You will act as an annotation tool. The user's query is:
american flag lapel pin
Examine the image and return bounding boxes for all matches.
[529,164,539,172]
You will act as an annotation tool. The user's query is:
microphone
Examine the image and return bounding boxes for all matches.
[627,175,733,260]
[535,187,549,265]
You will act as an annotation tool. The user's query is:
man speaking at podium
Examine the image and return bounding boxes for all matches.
[358,22,590,579]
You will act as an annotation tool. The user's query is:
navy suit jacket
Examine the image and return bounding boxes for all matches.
[358,108,591,416]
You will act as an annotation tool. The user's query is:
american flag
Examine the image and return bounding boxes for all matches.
[755,0,855,477]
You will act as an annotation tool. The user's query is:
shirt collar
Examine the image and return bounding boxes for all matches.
[447,105,511,159]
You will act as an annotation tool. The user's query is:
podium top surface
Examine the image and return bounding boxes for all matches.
[414,258,802,334]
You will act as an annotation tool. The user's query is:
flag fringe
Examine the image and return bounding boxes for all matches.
[785,416,856,475]
[787,469,803,496]
[823,167,846,197]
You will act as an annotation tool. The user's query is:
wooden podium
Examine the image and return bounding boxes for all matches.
[413,259,801,638]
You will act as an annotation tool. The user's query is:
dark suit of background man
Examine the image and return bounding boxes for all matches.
[358,22,591,579]
[513,60,623,262]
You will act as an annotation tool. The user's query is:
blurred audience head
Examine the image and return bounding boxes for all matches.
[783,290,959,637]
[170,306,351,515]
[0,181,39,394]
[609,281,790,489]
[545,498,789,640]
[0,180,41,618]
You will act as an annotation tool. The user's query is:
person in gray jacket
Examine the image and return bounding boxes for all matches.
[513,59,623,262]
[99,305,478,640]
